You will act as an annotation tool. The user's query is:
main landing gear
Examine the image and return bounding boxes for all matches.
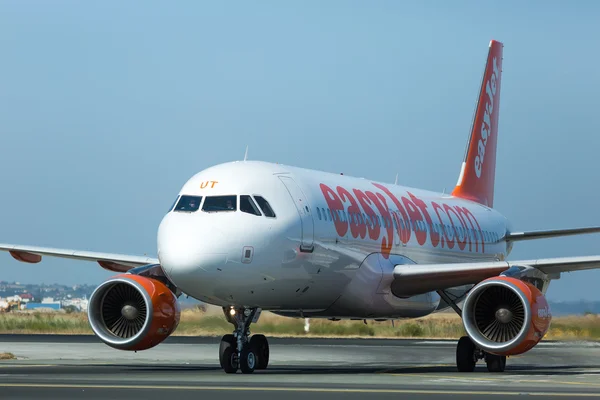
[456,336,506,372]
[438,290,507,373]
[219,307,270,374]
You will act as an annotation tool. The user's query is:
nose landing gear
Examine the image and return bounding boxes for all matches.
[219,307,270,374]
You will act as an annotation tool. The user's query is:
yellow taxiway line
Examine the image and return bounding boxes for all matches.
[395,373,600,388]
[0,383,599,397]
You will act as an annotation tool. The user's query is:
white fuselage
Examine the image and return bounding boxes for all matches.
[157,161,510,319]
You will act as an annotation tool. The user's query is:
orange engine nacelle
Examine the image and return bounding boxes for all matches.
[87,274,180,351]
[462,276,552,356]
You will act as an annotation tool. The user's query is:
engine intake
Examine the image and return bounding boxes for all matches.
[462,276,551,356]
[88,274,180,351]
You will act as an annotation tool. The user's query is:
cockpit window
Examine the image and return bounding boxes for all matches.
[202,195,237,212]
[240,195,262,216]
[174,195,202,212]
[253,196,276,218]
[169,196,180,212]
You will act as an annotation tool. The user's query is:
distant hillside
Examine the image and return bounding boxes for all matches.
[548,301,600,316]
[2,281,599,317]
[179,296,599,317]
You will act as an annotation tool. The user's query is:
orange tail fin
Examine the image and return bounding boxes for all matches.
[452,40,503,208]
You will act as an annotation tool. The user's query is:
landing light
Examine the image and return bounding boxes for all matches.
[229,308,236,316]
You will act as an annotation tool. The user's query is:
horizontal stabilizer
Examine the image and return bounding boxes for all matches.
[506,226,600,242]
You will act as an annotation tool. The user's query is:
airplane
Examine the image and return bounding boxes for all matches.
[2,39,600,374]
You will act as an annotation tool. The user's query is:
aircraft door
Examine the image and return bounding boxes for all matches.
[278,176,314,252]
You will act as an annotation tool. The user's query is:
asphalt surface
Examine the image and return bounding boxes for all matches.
[1,335,600,399]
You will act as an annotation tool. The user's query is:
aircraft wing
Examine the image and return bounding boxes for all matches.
[0,243,158,273]
[392,255,600,297]
[506,226,600,241]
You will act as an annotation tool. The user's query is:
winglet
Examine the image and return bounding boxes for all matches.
[452,40,503,208]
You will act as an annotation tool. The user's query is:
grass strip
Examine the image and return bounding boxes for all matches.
[0,309,598,340]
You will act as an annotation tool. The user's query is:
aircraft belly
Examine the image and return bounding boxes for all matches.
[307,253,441,319]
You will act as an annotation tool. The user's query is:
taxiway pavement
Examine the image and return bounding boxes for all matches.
[1,335,600,399]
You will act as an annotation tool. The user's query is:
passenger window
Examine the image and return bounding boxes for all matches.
[240,195,261,216]
[253,196,276,218]
[202,195,237,212]
[174,195,202,212]
[317,208,322,220]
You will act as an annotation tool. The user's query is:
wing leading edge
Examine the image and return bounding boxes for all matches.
[0,243,158,273]
[506,226,600,242]
[392,256,600,298]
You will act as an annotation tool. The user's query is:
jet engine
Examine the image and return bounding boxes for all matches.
[87,274,180,351]
[462,276,551,356]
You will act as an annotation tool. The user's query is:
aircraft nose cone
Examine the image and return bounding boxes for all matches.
[157,213,228,288]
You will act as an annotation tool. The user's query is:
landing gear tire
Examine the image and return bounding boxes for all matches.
[456,336,477,372]
[220,307,268,374]
[219,334,238,374]
[250,334,269,370]
[239,347,257,374]
[486,354,506,373]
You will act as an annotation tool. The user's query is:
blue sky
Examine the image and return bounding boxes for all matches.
[0,1,598,301]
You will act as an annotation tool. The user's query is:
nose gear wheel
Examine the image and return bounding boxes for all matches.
[218,307,270,374]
